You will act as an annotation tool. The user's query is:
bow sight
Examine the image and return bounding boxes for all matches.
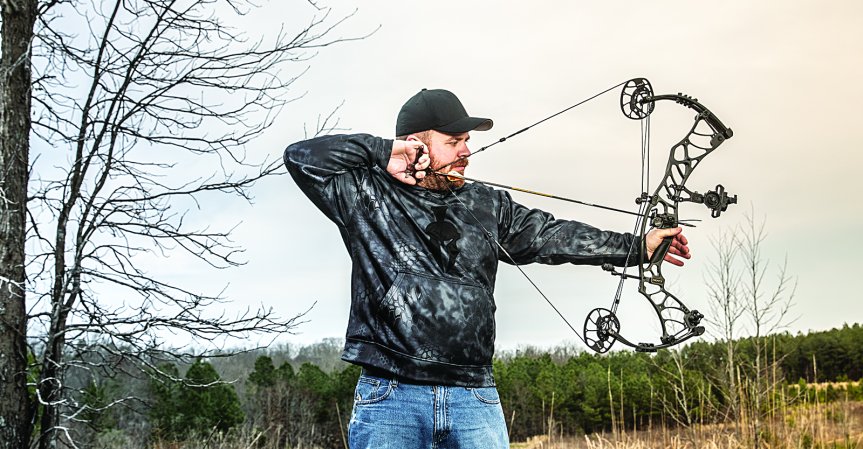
[693,184,737,218]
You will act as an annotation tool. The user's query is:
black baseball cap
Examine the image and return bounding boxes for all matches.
[395,88,493,136]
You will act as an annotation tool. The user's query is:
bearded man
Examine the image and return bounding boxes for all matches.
[283,88,689,448]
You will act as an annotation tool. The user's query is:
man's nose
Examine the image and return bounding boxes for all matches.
[457,143,471,158]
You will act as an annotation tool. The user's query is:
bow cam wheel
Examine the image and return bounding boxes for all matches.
[620,78,655,120]
[584,308,620,353]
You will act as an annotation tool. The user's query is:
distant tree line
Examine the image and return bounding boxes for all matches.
[494,324,863,441]
[59,324,863,448]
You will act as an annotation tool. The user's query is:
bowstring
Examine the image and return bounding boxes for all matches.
[426,80,629,175]
[611,114,651,315]
[444,183,591,347]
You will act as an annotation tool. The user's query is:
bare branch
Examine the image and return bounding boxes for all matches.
[21,0,368,446]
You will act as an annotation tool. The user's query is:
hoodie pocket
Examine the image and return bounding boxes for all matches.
[375,271,496,366]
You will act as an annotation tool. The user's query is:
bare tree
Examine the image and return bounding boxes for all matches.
[704,226,743,421]
[5,0,369,447]
[703,206,797,446]
[1,1,39,449]
[652,351,696,429]
[737,208,796,448]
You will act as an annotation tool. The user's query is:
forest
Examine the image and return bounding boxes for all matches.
[65,323,863,448]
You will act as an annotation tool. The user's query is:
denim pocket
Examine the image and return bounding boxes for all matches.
[354,375,394,405]
[471,386,501,404]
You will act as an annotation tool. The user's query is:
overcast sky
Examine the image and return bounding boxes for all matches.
[149,0,863,351]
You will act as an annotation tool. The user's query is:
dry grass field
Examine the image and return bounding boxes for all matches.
[512,400,863,449]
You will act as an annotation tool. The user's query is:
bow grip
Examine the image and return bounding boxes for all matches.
[650,236,673,265]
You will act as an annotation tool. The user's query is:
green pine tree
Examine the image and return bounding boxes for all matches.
[150,360,244,440]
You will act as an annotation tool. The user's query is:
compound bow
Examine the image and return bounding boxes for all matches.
[583,78,736,353]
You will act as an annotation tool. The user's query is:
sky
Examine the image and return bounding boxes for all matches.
[147,0,863,351]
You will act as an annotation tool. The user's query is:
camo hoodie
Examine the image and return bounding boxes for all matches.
[284,134,638,387]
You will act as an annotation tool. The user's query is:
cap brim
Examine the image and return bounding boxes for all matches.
[435,116,494,134]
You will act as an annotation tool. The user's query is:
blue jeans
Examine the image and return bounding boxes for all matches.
[348,373,509,448]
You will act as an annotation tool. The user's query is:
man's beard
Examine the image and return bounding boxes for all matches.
[417,156,468,191]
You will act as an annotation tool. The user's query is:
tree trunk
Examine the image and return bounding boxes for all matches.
[0,1,38,448]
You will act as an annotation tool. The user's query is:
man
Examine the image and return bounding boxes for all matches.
[283,88,689,448]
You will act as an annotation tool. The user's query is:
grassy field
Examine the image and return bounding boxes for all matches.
[512,400,863,449]
[138,402,861,449]
[131,379,863,449]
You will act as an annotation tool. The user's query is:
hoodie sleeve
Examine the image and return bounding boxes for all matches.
[283,134,393,227]
[496,190,641,267]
